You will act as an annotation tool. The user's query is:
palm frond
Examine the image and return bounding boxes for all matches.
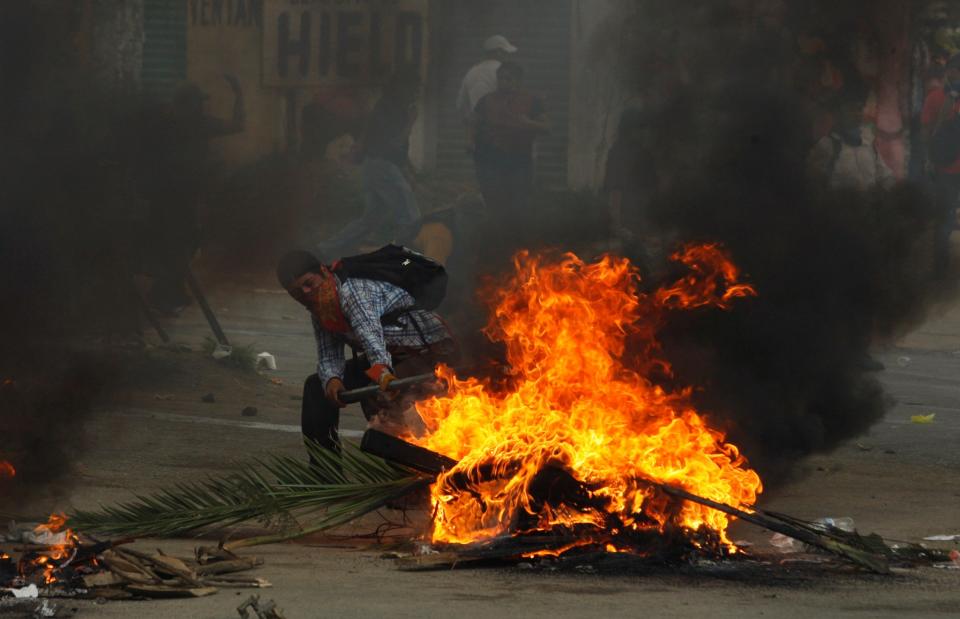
[69,440,425,542]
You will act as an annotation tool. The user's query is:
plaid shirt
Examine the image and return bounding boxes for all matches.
[313,278,451,386]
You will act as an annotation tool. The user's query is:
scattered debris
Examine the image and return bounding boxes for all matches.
[33,598,58,617]
[205,339,259,372]
[812,517,855,533]
[256,353,277,371]
[241,407,258,417]
[212,344,234,361]
[268,378,284,386]
[933,550,960,570]
[923,534,960,542]
[5,584,39,598]
[153,393,174,401]
[910,413,936,424]
[855,442,873,452]
[896,356,911,367]
[237,594,285,619]
[1,518,269,603]
[201,393,216,404]
[770,533,802,553]
[770,518,854,553]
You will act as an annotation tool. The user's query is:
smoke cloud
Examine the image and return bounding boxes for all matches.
[0,3,142,505]
[649,92,942,479]
[600,1,950,480]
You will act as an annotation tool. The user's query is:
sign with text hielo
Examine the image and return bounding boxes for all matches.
[263,0,428,87]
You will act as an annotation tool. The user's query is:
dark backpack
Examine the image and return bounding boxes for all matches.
[332,244,448,310]
[930,117,960,168]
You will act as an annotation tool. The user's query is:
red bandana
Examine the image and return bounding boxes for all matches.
[313,269,351,333]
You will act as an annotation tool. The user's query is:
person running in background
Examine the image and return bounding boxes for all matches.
[140,76,244,314]
[807,85,895,192]
[922,53,960,276]
[317,67,422,258]
[469,61,549,221]
[456,35,518,127]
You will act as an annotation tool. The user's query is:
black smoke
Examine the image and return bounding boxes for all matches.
[608,1,951,480]
[648,91,942,480]
[0,3,144,505]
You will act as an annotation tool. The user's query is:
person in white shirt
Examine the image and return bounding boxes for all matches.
[807,90,895,192]
[456,35,518,124]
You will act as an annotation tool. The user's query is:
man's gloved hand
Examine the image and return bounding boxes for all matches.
[366,364,397,391]
[378,371,397,392]
[325,377,346,408]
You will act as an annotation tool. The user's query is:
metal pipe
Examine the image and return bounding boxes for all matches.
[338,372,438,403]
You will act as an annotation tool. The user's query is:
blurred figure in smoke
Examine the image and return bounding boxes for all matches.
[922,53,960,277]
[300,91,366,162]
[807,82,894,192]
[604,107,659,260]
[457,34,518,129]
[470,61,549,227]
[140,76,245,313]
[317,67,422,258]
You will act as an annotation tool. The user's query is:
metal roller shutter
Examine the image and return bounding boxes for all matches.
[432,0,571,188]
[141,0,187,97]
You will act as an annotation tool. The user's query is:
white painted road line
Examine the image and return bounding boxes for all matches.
[101,408,365,438]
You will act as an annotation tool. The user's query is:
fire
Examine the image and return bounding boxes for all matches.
[413,244,762,549]
[27,512,78,584]
[0,460,15,480]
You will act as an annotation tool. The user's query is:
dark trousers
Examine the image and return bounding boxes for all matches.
[144,193,200,310]
[301,358,371,454]
[474,152,533,218]
[301,343,458,456]
[933,172,960,275]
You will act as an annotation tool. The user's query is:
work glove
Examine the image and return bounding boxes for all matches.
[378,371,398,392]
[365,364,399,407]
[365,364,398,391]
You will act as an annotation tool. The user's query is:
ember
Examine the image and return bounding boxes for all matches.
[412,244,762,551]
[0,461,15,480]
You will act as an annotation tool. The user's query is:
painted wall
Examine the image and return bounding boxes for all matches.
[187,0,284,168]
[185,0,429,169]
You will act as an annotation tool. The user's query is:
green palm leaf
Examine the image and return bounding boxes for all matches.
[69,440,426,545]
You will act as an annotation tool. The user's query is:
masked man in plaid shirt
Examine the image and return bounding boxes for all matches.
[277,250,456,456]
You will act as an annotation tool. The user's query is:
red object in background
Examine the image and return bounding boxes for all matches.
[870,0,910,179]
[0,460,15,479]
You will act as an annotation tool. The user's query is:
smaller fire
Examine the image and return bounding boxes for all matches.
[17,513,81,586]
[0,460,15,480]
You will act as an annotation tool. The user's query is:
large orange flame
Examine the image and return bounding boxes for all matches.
[413,244,762,547]
[0,460,15,480]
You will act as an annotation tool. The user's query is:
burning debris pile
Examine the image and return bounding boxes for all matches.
[1,514,269,603]
[408,244,761,554]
